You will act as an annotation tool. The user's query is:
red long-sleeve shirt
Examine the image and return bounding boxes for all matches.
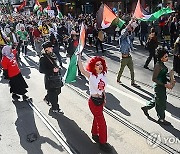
[1,49,20,78]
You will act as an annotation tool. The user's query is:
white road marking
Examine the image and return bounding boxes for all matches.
[107,84,180,123]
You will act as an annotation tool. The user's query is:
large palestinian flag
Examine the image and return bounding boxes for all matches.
[64,23,85,83]
[96,4,117,29]
[133,0,174,21]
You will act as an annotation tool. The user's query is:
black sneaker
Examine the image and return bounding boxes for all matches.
[117,79,122,85]
[52,109,64,114]
[158,119,171,126]
[99,143,112,152]
[12,94,20,100]
[92,135,99,143]
[43,97,51,106]
[131,83,140,87]
[144,66,149,69]
[22,95,29,101]
[141,107,149,117]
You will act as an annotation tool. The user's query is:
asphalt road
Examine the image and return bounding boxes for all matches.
[0,39,179,154]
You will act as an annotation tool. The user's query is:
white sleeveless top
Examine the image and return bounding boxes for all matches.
[89,72,107,95]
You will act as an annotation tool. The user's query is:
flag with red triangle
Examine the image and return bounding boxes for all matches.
[17,0,26,12]
[96,3,117,29]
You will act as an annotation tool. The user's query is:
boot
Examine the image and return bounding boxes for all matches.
[141,106,149,117]
[92,135,99,143]
[99,143,112,152]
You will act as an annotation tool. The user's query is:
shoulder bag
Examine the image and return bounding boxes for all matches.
[46,55,64,89]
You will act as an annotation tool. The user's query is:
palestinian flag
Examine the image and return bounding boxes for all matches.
[56,5,63,19]
[33,0,42,12]
[112,17,125,29]
[76,23,85,55]
[65,23,85,83]
[37,9,43,17]
[17,0,26,12]
[96,3,117,29]
[133,0,174,21]
[43,5,51,14]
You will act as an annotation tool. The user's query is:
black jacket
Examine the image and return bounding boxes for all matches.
[39,53,59,89]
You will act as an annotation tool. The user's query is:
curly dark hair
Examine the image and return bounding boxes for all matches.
[156,47,168,61]
[86,56,107,77]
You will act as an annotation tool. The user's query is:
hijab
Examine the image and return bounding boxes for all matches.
[2,45,14,60]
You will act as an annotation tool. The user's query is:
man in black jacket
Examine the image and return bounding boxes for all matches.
[39,41,63,114]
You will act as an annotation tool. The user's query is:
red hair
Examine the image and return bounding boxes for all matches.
[86,56,107,76]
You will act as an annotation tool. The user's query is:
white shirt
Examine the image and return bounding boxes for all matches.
[89,72,107,95]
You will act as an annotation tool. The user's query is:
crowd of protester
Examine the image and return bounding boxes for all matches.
[0,10,179,152]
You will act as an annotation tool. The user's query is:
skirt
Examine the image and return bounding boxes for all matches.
[9,73,28,95]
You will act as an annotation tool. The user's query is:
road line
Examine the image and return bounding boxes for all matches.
[107,84,180,123]
[24,46,180,123]
[66,83,179,154]
[29,102,78,154]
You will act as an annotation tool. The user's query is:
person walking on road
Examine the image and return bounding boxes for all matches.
[173,36,180,76]
[117,19,138,86]
[1,45,29,100]
[144,28,158,69]
[93,27,105,53]
[141,47,174,125]
[78,55,112,152]
[17,26,29,56]
[170,17,178,48]
[39,41,63,114]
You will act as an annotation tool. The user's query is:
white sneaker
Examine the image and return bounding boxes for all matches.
[52,109,64,114]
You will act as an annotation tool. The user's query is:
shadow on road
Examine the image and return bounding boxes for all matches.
[106,92,130,116]
[71,76,89,95]
[49,112,118,154]
[121,84,152,101]
[160,124,180,140]
[13,100,64,154]
[0,76,9,84]
[121,84,180,120]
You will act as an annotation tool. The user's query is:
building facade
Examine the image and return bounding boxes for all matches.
[0,0,179,16]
